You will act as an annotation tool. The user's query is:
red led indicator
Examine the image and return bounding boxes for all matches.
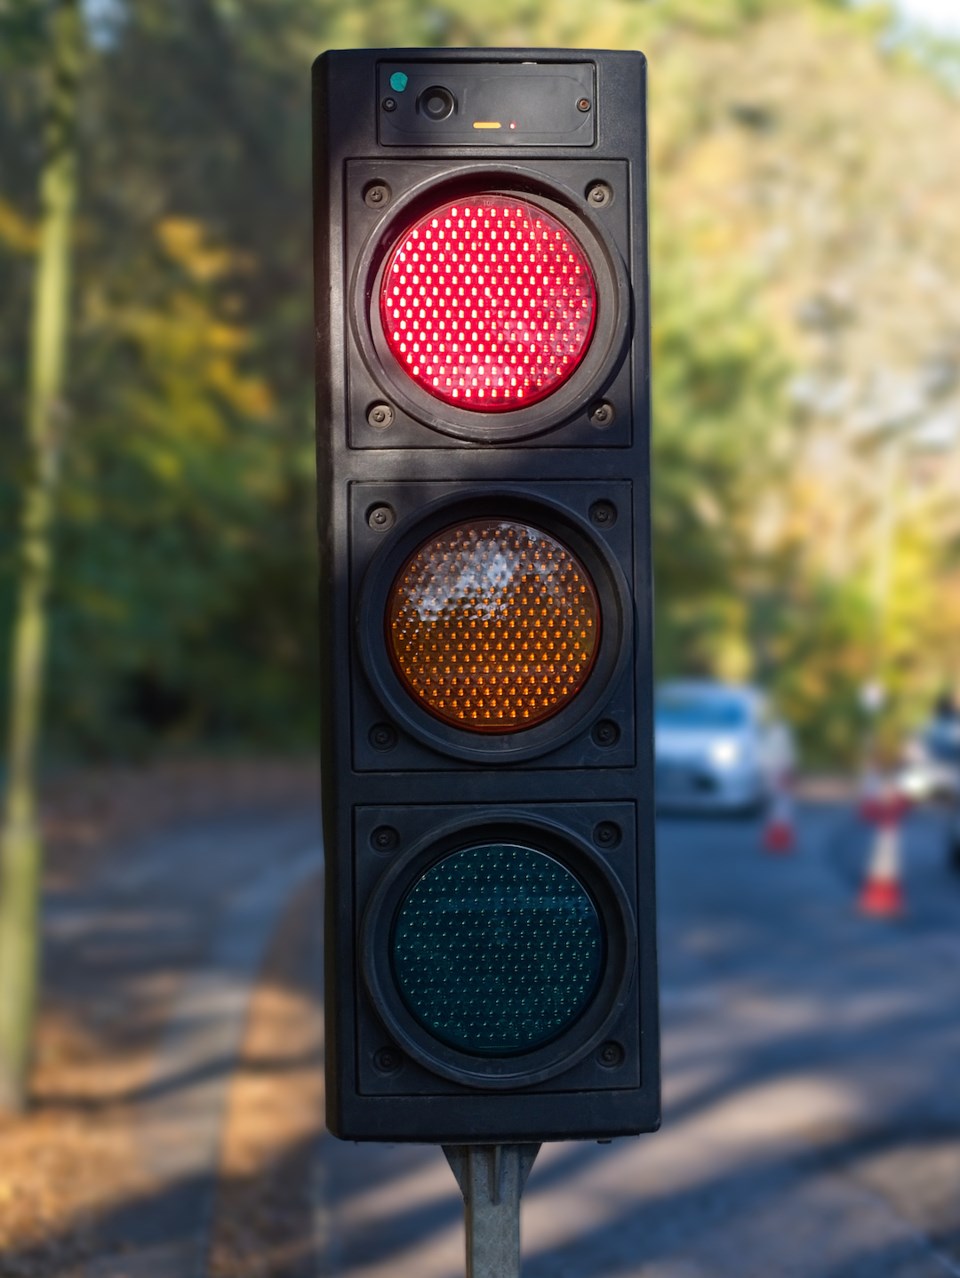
[379,195,598,412]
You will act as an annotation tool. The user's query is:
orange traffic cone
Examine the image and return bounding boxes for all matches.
[858,795,906,917]
[857,766,885,823]
[762,772,795,854]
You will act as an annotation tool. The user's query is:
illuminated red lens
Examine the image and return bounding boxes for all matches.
[379,196,597,412]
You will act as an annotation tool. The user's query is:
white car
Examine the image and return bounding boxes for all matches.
[898,712,960,871]
[655,681,795,814]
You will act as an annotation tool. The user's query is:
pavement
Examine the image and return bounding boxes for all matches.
[37,793,960,1277]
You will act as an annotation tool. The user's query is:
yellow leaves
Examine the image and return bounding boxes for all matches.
[140,444,184,483]
[156,217,252,283]
[207,322,249,354]
[139,219,277,423]
[0,198,38,253]
[112,291,274,426]
[206,357,274,419]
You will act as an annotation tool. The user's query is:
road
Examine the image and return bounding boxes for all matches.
[42,806,323,1278]
[316,800,960,1277]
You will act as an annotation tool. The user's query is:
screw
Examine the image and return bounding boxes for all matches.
[374,1046,402,1073]
[367,403,395,429]
[364,183,391,208]
[369,723,397,751]
[586,181,612,207]
[382,97,397,113]
[592,719,620,748]
[589,402,614,426]
[367,504,395,531]
[589,499,617,527]
[372,825,399,852]
[594,821,621,848]
[598,1041,624,1069]
[577,97,591,113]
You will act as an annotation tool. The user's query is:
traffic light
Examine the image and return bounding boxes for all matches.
[313,47,658,1144]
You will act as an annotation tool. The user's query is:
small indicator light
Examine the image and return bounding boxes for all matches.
[472,121,502,130]
[389,72,408,92]
[509,121,518,130]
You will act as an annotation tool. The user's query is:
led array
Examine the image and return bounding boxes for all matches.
[379,196,597,411]
[386,519,600,732]
[392,843,603,1054]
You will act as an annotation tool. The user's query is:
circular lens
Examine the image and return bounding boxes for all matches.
[392,843,603,1055]
[379,195,598,412]
[419,85,455,120]
[386,518,601,733]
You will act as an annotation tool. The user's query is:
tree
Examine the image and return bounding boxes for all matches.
[0,0,82,1112]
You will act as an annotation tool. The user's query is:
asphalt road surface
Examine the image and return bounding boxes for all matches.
[316,800,960,1277]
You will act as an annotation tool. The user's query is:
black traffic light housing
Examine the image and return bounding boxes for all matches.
[313,47,658,1144]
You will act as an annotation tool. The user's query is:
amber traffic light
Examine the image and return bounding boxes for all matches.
[385,518,601,733]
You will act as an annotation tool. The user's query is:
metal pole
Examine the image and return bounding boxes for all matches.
[443,1143,541,1278]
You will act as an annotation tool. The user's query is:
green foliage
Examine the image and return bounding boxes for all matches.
[1,0,959,764]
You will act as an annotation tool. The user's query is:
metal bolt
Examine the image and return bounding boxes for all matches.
[364,183,390,208]
[367,504,395,531]
[598,1041,624,1069]
[367,403,395,429]
[589,499,617,527]
[374,1046,402,1073]
[594,821,621,848]
[592,719,620,748]
[370,723,397,751]
[372,825,399,852]
[589,401,614,426]
[586,181,612,207]
[577,97,591,113]
[382,97,397,113]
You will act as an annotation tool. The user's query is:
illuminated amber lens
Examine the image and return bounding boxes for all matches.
[386,520,601,732]
[379,195,597,411]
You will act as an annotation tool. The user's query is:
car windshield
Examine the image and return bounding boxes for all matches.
[655,692,749,730]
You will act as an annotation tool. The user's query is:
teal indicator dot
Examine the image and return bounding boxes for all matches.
[389,72,409,93]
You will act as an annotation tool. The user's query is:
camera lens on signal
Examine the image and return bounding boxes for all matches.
[418,86,456,121]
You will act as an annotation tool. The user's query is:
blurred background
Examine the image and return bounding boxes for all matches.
[2,1,960,1274]
[2,0,958,770]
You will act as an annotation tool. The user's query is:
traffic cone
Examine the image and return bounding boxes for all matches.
[857,766,885,823]
[762,771,795,854]
[857,795,906,917]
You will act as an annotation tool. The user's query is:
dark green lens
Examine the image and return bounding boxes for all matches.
[391,843,603,1056]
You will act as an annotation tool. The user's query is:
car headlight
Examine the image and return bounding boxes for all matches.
[709,738,742,769]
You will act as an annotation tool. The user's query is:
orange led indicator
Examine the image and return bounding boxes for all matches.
[386,519,601,733]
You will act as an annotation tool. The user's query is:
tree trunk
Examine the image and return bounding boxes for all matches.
[0,0,82,1114]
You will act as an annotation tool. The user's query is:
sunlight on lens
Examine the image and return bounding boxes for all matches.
[387,520,601,731]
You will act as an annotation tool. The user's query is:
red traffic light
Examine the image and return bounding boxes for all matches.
[379,195,597,411]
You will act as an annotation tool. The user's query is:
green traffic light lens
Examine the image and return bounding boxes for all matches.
[391,843,603,1056]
